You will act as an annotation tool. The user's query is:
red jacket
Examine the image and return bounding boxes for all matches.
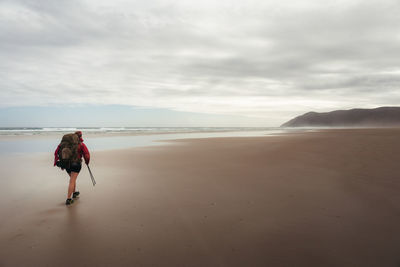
[54,142,90,166]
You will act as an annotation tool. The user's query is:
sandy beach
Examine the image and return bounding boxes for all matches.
[0,128,399,267]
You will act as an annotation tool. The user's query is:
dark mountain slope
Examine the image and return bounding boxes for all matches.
[281,107,400,127]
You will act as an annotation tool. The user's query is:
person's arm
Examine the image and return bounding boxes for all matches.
[54,145,60,166]
[81,143,90,165]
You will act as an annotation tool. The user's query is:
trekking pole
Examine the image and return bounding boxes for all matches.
[87,165,96,186]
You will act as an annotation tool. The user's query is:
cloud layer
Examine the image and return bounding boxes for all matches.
[1,0,400,125]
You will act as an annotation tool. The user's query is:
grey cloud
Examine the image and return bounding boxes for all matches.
[1,0,400,124]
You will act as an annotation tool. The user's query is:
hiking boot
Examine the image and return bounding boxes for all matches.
[65,198,74,205]
[73,191,80,199]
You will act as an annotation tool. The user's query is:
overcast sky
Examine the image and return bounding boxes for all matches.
[1,0,399,126]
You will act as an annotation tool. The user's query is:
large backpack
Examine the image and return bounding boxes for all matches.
[57,133,81,169]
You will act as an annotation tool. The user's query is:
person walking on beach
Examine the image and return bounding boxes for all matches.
[54,131,90,205]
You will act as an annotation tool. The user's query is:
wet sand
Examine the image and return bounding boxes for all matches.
[0,129,400,266]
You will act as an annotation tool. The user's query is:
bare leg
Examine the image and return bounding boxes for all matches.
[67,172,79,199]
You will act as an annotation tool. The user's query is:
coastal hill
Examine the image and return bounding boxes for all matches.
[281,107,400,127]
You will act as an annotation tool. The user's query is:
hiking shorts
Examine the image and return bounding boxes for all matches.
[66,162,82,174]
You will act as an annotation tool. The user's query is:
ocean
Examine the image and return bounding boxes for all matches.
[0,127,296,154]
[0,127,280,136]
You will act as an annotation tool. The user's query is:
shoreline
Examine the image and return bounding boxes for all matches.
[1,126,398,140]
[0,129,294,154]
[0,127,286,139]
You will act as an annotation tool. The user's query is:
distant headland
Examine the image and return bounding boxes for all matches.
[281,107,400,127]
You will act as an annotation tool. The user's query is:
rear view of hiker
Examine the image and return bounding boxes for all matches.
[54,131,90,205]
